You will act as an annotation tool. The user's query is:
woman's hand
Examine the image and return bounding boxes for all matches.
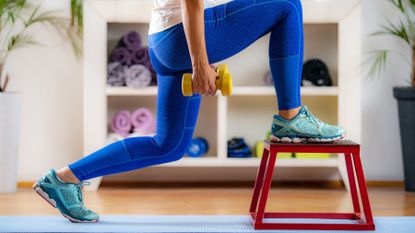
[192,64,218,96]
[181,0,216,96]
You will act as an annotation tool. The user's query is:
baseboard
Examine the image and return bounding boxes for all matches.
[18,181,35,188]
[17,180,404,189]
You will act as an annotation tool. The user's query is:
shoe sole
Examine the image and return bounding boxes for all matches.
[270,134,345,143]
[32,182,98,223]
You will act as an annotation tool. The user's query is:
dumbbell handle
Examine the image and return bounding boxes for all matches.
[182,64,231,96]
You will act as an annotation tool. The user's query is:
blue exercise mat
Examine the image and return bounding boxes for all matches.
[0,215,414,233]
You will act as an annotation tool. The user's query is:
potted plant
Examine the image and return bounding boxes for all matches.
[0,0,82,193]
[367,0,415,191]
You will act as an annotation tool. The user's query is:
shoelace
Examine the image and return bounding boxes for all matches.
[73,181,91,205]
[303,107,322,129]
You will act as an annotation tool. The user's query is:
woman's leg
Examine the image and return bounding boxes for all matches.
[61,0,305,182]
[67,74,201,181]
[149,0,304,110]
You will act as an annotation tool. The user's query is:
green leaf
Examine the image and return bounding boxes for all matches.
[7,33,39,51]
[363,50,389,79]
[391,0,405,12]
[371,17,411,45]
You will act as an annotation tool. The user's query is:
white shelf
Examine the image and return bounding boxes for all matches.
[158,157,339,167]
[106,86,339,97]
[106,86,158,96]
[85,0,362,189]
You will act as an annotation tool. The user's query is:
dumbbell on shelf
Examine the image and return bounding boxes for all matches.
[182,64,233,96]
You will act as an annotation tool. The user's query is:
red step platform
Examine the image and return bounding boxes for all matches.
[249,140,375,231]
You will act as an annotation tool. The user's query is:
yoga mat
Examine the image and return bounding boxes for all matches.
[125,64,152,88]
[107,62,126,86]
[131,108,155,134]
[119,30,142,51]
[131,47,149,65]
[145,60,158,85]
[110,110,132,137]
[0,215,414,233]
[110,47,132,66]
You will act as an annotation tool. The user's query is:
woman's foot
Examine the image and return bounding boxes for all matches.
[32,169,99,223]
[270,106,346,143]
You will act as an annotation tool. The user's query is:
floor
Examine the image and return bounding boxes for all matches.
[1,186,414,216]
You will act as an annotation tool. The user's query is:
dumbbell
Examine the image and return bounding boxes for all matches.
[182,64,233,96]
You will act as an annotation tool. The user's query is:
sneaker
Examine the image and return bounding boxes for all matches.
[228,137,252,158]
[32,169,99,223]
[270,106,346,143]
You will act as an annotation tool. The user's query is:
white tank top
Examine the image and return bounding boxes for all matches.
[149,0,217,35]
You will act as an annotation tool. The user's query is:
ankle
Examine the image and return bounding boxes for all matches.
[56,167,80,184]
[279,106,301,120]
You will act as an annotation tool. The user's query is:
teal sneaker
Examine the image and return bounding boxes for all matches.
[32,169,99,223]
[270,106,346,143]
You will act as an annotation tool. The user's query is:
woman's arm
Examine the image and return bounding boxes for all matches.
[181,0,217,96]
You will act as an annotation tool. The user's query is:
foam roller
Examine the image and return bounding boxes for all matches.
[182,64,232,96]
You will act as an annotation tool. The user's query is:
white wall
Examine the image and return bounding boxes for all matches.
[7,0,406,181]
[5,0,83,181]
[360,0,408,180]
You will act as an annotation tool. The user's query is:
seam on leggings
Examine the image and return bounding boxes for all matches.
[149,24,182,49]
[80,97,196,178]
[121,139,132,160]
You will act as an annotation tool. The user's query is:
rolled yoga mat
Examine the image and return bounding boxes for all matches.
[110,47,132,66]
[131,47,149,65]
[107,62,126,86]
[145,59,158,85]
[110,110,132,137]
[131,47,157,85]
[118,30,142,51]
[131,107,155,134]
[125,64,152,88]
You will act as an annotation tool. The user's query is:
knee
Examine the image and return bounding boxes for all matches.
[286,0,302,15]
[151,130,193,163]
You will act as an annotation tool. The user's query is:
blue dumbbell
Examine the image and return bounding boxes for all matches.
[186,137,209,158]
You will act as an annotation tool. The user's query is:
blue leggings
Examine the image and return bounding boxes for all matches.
[68,0,304,181]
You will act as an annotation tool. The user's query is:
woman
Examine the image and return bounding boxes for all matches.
[33,0,345,223]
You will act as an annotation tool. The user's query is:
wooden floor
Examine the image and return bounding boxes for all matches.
[1,186,414,216]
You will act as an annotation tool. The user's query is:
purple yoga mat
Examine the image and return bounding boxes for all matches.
[131,108,155,134]
[125,64,152,88]
[110,47,132,66]
[131,47,149,65]
[143,59,157,85]
[107,62,126,86]
[119,31,142,51]
[110,110,132,137]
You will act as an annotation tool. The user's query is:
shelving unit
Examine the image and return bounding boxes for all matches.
[84,0,362,190]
